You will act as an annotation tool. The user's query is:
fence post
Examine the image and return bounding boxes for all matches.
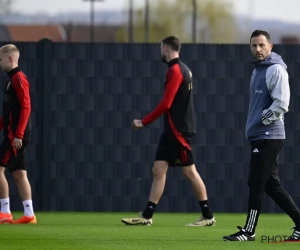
[38,38,52,211]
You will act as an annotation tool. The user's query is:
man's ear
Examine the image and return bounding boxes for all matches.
[269,43,273,50]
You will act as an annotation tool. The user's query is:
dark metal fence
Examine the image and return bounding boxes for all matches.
[1,40,299,213]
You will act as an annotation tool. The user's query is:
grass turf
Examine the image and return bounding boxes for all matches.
[0,212,299,249]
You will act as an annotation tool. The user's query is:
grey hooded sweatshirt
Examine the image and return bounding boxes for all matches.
[245,52,290,142]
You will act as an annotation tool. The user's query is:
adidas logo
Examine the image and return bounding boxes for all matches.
[253,148,259,153]
[175,159,181,163]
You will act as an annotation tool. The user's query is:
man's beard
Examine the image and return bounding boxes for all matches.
[161,54,167,63]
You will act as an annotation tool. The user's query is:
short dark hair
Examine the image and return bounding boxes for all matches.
[250,30,271,43]
[162,36,181,52]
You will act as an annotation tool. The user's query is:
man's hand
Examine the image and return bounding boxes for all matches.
[261,109,274,125]
[14,138,22,150]
[132,119,144,130]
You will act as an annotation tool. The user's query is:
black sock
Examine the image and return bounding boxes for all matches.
[199,200,213,219]
[142,201,157,219]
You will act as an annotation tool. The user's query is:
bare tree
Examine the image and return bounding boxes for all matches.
[115,0,238,43]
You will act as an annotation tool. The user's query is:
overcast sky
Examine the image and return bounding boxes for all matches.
[13,0,300,24]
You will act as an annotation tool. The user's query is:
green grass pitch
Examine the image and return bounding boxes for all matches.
[0,212,299,249]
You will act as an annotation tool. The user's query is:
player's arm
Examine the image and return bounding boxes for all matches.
[11,74,31,139]
[0,117,3,131]
[262,65,290,125]
[142,66,183,126]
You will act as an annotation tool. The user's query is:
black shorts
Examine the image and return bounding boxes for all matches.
[0,137,28,173]
[155,132,194,167]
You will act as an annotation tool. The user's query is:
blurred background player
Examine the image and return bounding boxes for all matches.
[0,44,36,224]
[121,36,216,227]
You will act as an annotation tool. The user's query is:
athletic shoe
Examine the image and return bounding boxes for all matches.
[283,226,300,241]
[185,216,216,226]
[223,226,255,241]
[121,212,152,226]
[0,212,12,224]
[12,215,37,224]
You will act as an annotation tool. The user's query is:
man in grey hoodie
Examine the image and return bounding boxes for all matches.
[223,30,300,242]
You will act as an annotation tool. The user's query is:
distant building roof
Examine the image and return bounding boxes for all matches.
[6,25,66,42]
[281,36,300,44]
[63,24,120,42]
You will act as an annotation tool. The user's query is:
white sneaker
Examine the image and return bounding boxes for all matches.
[185,216,216,226]
[121,212,152,226]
